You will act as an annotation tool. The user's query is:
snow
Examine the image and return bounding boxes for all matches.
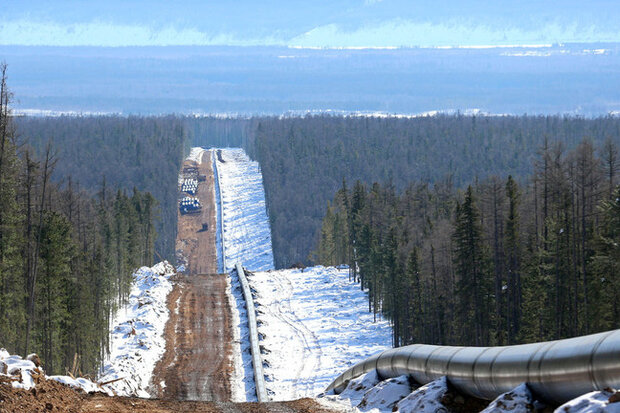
[248,265,392,400]
[396,377,449,413]
[322,373,444,413]
[324,374,620,413]
[187,147,206,164]
[356,375,412,412]
[555,390,620,413]
[0,350,111,395]
[226,267,258,402]
[98,261,175,397]
[211,148,255,402]
[481,383,535,413]
[336,370,382,407]
[215,148,275,272]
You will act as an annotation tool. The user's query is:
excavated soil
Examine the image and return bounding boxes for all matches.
[0,379,338,412]
[151,150,233,401]
[151,274,233,401]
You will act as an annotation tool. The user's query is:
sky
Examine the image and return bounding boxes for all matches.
[1,1,619,47]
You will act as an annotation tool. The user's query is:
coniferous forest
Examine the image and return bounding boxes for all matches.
[249,115,620,268]
[2,60,620,370]
[15,115,186,260]
[316,137,619,347]
[0,66,158,375]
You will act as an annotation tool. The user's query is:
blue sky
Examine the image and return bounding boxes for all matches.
[2,1,620,47]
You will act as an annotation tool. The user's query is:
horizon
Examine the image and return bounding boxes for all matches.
[3,1,620,48]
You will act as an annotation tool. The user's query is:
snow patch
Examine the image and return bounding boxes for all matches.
[187,147,206,164]
[338,370,382,406]
[249,265,391,400]
[0,351,111,395]
[555,390,620,413]
[357,375,411,412]
[98,261,175,398]
[396,376,449,413]
[481,383,534,413]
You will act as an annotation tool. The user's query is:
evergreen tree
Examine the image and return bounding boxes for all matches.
[453,187,492,346]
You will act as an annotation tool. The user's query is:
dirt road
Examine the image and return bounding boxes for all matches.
[0,148,343,411]
[151,150,233,401]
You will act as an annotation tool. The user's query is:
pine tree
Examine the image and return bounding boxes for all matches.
[504,175,522,343]
[453,186,491,346]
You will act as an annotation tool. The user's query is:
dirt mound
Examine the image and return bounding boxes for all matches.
[1,381,339,412]
[0,378,84,413]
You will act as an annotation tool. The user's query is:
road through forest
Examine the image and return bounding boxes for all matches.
[151,150,233,401]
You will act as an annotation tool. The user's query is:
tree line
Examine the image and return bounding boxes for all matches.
[0,65,157,375]
[317,137,619,346]
[247,114,620,268]
[15,113,186,260]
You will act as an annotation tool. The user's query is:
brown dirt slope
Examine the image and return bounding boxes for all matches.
[0,379,339,412]
[151,150,233,401]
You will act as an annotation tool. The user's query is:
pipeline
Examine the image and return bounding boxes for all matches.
[326,329,620,405]
[213,149,268,401]
[235,263,269,402]
[212,150,227,273]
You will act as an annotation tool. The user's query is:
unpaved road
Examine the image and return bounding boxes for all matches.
[151,150,233,401]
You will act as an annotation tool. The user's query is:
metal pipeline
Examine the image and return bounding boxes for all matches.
[326,329,620,404]
[214,149,268,401]
[235,262,269,402]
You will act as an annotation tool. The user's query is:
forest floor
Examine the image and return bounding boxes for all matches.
[150,150,233,401]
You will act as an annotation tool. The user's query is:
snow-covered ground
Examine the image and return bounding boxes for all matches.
[0,349,112,395]
[186,147,206,164]
[226,268,258,402]
[323,372,620,413]
[211,148,391,401]
[248,265,392,400]
[215,148,275,272]
[98,261,175,397]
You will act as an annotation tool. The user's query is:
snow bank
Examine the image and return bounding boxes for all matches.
[481,383,535,413]
[396,377,449,413]
[0,350,111,395]
[555,390,620,413]
[249,265,391,400]
[98,261,175,397]
[323,373,620,413]
[216,148,274,272]
[322,373,443,413]
[227,267,258,402]
[336,370,382,407]
[357,375,412,412]
[187,147,206,164]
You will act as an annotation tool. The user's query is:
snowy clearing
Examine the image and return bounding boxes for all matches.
[98,261,175,397]
[215,148,275,272]
[248,265,392,400]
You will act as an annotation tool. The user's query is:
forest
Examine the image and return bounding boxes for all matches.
[317,137,619,346]
[249,115,620,268]
[15,114,186,260]
[2,60,620,372]
[0,65,157,375]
